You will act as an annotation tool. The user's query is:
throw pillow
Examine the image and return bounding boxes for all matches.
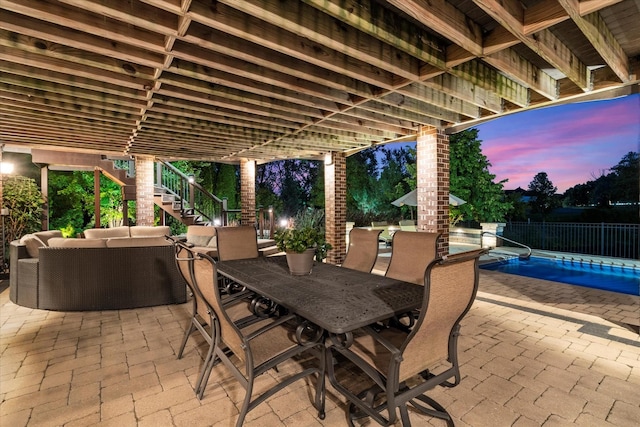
[21,235,46,258]
[187,234,212,247]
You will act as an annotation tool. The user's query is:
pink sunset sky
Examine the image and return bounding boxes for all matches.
[474,93,640,193]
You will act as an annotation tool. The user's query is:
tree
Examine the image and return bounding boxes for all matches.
[49,171,96,235]
[528,172,558,216]
[254,159,321,218]
[376,147,412,219]
[563,182,594,206]
[346,148,380,222]
[609,151,639,204]
[3,176,44,246]
[449,129,511,222]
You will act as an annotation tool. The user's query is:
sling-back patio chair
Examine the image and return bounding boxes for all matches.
[192,252,326,426]
[398,219,416,232]
[371,221,393,246]
[341,228,382,273]
[326,249,483,426]
[215,225,260,261]
[215,225,260,297]
[172,241,260,398]
[385,231,441,285]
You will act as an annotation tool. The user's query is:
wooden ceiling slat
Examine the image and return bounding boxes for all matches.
[557,0,630,83]
[0,0,637,161]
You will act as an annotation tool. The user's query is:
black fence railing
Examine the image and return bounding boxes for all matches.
[502,222,639,260]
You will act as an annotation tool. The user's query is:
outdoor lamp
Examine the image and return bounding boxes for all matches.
[324,153,333,165]
[187,174,195,184]
[0,162,14,175]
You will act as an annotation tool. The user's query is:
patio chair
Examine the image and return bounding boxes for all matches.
[215,225,260,261]
[215,226,260,295]
[398,219,416,232]
[173,241,202,360]
[192,252,326,425]
[172,241,259,398]
[371,221,393,246]
[326,249,482,426]
[342,228,382,273]
[385,231,441,285]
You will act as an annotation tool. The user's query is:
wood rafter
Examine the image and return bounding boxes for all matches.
[0,0,636,161]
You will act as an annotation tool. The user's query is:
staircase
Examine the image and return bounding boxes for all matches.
[32,150,277,246]
[153,160,226,226]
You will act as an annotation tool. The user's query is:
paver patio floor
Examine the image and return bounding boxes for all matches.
[1,262,638,426]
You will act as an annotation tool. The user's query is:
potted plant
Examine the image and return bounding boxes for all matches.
[274,208,332,275]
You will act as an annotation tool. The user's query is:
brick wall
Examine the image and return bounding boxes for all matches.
[135,156,155,226]
[240,159,256,226]
[416,126,449,257]
[324,152,346,265]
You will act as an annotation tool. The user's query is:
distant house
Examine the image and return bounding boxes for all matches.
[505,187,536,203]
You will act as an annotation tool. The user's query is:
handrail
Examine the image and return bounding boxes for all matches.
[155,160,227,225]
[154,161,277,234]
[482,231,531,260]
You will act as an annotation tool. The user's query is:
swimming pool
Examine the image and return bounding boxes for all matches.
[480,256,640,296]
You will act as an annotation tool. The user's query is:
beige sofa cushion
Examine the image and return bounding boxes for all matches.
[48,238,107,248]
[20,234,46,258]
[186,225,216,247]
[83,226,130,239]
[33,230,63,245]
[129,226,171,238]
[105,237,170,247]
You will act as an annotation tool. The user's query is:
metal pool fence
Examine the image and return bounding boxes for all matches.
[502,222,639,260]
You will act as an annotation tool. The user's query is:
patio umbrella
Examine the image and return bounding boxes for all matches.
[391,189,466,207]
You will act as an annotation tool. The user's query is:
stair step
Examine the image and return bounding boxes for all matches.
[259,245,282,257]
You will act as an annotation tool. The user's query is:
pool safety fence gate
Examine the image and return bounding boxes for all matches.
[502,222,639,260]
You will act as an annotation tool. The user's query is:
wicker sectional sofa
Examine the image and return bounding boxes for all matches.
[9,226,187,311]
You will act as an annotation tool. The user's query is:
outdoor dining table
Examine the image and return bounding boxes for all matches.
[216,255,423,335]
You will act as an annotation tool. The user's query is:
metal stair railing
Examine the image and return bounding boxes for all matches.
[155,161,227,226]
[482,231,532,260]
[111,159,135,178]
[257,206,275,238]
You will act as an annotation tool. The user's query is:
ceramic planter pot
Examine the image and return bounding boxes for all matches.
[285,248,316,275]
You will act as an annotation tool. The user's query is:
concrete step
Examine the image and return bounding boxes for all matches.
[259,245,282,257]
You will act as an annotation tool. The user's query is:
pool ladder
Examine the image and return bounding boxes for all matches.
[482,232,532,260]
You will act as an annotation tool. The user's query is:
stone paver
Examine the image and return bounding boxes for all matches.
[1,259,639,427]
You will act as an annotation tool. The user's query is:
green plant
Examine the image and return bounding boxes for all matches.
[59,223,76,238]
[274,208,332,260]
[3,176,44,243]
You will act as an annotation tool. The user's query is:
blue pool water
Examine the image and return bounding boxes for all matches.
[481,256,640,296]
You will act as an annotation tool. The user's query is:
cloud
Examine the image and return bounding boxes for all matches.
[477,94,639,192]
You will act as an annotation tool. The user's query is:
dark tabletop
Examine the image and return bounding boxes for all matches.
[217,256,423,334]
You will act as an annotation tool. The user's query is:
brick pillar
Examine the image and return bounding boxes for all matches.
[240,159,256,226]
[416,126,449,257]
[135,156,155,226]
[324,152,346,265]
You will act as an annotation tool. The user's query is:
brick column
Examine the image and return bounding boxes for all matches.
[324,152,346,265]
[135,156,155,226]
[416,126,449,257]
[240,159,256,226]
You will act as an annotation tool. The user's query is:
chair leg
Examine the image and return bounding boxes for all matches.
[399,404,412,426]
[409,395,454,427]
[195,341,216,399]
[177,320,196,359]
[235,376,254,427]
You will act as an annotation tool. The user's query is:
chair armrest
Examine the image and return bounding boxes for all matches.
[244,313,297,341]
[359,325,404,358]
